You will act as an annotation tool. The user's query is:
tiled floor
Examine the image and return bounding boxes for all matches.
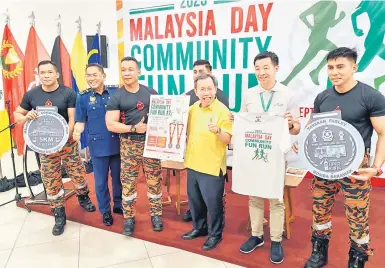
[0,149,243,268]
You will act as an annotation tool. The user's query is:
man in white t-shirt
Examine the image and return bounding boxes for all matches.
[230,51,300,264]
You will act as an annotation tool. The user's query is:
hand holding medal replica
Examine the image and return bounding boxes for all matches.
[298,112,365,180]
[23,107,69,154]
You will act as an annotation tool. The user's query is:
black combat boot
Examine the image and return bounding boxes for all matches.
[151,215,163,232]
[77,192,96,212]
[348,247,368,268]
[123,217,135,236]
[304,236,329,268]
[51,207,66,236]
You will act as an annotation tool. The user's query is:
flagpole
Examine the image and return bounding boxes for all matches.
[75,16,89,162]
[76,16,82,36]
[97,21,101,35]
[28,11,35,27]
[3,9,10,27]
[56,15,61,36]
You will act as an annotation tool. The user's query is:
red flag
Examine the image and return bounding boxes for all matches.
[51,35,72,87]
[24,26,50,91]
[0,24,25,155]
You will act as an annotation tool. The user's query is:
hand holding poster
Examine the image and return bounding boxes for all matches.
[143,95,190,161]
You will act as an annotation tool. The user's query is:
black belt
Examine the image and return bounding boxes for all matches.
[120,133,146,141]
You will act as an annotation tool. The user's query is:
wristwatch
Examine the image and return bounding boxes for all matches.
[217,128,222,134]
[130,126,136,133]
[371,165,383,176]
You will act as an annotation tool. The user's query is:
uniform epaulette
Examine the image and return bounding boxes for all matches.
[79,88,91,95]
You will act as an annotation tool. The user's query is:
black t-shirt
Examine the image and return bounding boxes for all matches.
[314,81,385,148]
[107,84,158,126]
[186,88,229,108]
[20,85,76,122]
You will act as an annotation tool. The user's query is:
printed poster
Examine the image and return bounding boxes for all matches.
[143,95,190,161]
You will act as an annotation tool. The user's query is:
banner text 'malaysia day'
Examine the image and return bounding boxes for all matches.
[129,3,273,41]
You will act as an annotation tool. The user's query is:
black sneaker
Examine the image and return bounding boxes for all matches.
[240,236,264,253]
[270,241,284,264]
[102,212,113,226]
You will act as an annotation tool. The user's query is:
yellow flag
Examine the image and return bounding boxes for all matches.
[70,31,87,92]
[0,110,12,158]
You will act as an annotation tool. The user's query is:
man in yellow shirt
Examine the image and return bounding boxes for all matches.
[182,73,232,251]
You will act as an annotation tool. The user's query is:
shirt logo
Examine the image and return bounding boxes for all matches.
[45,99,52,106]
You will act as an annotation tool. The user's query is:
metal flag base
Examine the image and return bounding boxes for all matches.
[24,188,76,205]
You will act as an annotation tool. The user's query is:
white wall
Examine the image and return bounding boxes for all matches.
[0,0,120,108]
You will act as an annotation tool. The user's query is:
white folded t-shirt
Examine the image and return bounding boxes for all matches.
[231,113,292,200]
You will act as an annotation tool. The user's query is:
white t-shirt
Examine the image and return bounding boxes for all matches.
[231,113,292,200]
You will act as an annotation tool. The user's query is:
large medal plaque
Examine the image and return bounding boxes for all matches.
[299,117,365,180]
[23,111,69,154]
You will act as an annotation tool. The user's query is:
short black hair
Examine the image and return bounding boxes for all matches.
[326,47,358,63]
[37,60,58,72]
[194,73,218,89]
[253,51,279,66]
[193,59,212,71]
[86,63,104,73]
[121,56,139,67]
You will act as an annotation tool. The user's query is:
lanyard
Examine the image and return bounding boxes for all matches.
[260,91,275,112]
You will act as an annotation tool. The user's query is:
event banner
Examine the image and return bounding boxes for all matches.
[143,95,190,161]
[117,0,385,167]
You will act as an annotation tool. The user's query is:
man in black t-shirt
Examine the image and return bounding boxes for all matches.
[14,60,96,236]
[106,56,163,236]
[303,48,385,268]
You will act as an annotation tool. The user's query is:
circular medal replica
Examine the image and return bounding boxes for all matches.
[23,111,69,154]
[298,118,365,180]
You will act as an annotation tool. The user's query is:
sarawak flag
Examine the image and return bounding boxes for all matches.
[51,35,72,87]
[24,26,50,92]
[1,25,25,155]
[70,31,88,148]
[70,31,87,93]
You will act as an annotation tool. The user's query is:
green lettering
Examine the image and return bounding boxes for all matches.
[239,37,253,68]
[212,39,227,69]
[248,73,258,88]
[157,43,173,70]
[255,36,272,52]
[176,42,193,70]
[167,75,185,95]
[143,44,154,71]
[131,45,142,68]
[204,40,210,61]
[196,41,202,60]
[157,75,164,95]
[230,38,236,69]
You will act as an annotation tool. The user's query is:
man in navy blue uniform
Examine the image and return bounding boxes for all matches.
[73,63,123,226]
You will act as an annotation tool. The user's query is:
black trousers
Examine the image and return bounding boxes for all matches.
[187,168,225,238]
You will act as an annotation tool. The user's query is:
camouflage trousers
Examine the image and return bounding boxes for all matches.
[40,139,89,209]
[311,177,372,255]
[120,136,163,219]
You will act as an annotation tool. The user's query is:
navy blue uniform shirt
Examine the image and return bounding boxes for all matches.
[75,87,120,157]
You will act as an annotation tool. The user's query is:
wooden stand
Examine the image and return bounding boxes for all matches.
[161,160,188,215]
